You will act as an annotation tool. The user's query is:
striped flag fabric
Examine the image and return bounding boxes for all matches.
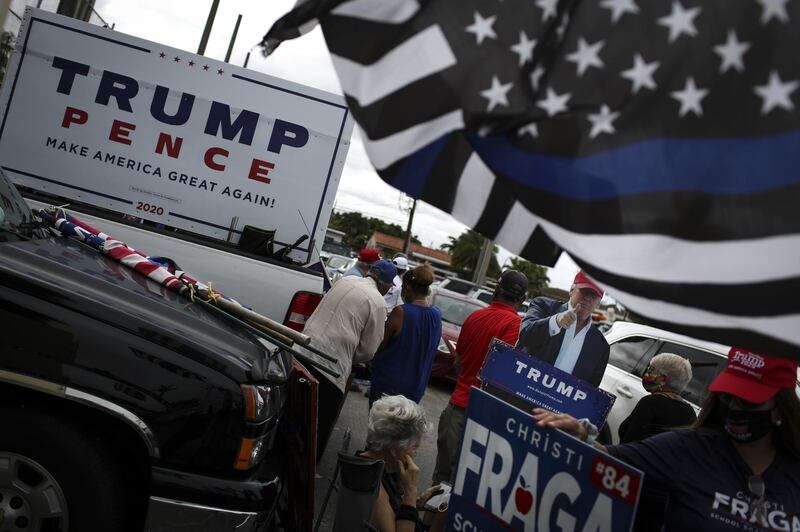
[41,208,249,305]
[37,209,187,291]
[261,0,800,358]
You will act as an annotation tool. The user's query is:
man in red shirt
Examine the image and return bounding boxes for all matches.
[432,270,528,484]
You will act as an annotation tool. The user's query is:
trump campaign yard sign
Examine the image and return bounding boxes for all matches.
[479,340,616,428]
[0,8,354,263]
[448,388,641,532]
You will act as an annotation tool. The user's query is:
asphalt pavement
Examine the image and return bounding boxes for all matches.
[312,379,455,530]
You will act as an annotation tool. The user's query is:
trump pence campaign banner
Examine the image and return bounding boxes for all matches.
[0,8,354,263]
[448,388,641,532]
[479,340,616,428]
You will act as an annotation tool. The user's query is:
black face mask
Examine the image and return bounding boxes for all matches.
[720,403,774,443]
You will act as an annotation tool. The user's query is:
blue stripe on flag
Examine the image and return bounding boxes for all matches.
[389,134,451,197]
[466,129,800,200]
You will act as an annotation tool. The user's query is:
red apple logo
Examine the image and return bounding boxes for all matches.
[514,476,534,515]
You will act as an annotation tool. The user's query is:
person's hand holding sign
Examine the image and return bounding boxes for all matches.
[533,408,585,436]
[532,408,608,452]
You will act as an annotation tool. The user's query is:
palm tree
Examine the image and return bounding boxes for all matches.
[441,230,500,279]
[507,256,550,295]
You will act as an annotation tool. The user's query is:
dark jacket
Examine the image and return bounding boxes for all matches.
[516,297,610,387]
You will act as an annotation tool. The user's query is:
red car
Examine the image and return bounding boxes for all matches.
[429,287,488,381]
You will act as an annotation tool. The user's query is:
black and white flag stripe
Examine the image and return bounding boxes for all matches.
[263,0,800,358]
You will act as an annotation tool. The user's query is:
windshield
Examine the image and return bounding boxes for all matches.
[440,278,474,294]
[434,294,483,326]
[0,169,43,240]
[327,256,350,269]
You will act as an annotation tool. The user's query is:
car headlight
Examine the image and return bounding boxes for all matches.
[234,433,270,470]
[241,384,275,422]
[235,384,282,470]
[438,337,449,352]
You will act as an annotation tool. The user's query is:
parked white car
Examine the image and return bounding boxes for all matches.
[600,321,800,444]
[325,254,357,283]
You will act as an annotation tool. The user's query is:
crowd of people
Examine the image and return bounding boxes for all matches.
[299,254,799,531]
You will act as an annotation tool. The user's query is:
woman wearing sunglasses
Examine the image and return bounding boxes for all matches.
[534,347,800,531]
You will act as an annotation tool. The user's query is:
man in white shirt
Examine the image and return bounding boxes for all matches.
[516,271,610,387]
[383,255,409,312]
[297,259,396,460]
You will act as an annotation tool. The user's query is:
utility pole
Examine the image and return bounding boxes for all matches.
[197,0,220,55]
[0,0,9,31]
[472,236,494,286]
[224,14,242,63]
[56,0,94,21]
[402,197,416,255]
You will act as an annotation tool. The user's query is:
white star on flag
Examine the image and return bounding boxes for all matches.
[671,77,709,117]
[714,31,750,73]
[518,123,539,138]
[588,105,620,138]
[600,0,639,23]
[536,0,559,21]
[621,54,659,93]
[465,12,497,45]
[757,0,790,25]
[566,38,605,76]
[510,31,537,66]
[537,88,571,116]
[754,71,799,114]
[658,1,701,42]
[480,76,513,111]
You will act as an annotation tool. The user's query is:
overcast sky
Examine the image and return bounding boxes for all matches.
[39,0,580,289]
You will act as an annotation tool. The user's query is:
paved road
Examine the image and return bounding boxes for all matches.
[312,379,455,530]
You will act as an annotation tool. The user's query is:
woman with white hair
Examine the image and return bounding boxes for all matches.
[358,395,443,532]
[619,353,697,443]
[617,353,697,532]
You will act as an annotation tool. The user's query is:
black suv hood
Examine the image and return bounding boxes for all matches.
[0,234,288,383]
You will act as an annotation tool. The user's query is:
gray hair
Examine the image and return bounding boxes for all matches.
[366,395,431,453]
[650,353,693,393]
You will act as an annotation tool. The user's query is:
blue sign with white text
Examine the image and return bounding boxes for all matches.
[478,340,615,428]
[447,388,642,532]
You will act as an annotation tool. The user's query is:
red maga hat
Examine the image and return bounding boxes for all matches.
[357,248,380,264]
[573,271,603,298]
[708,347,797,404]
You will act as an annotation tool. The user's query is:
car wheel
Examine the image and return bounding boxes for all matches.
[0,405,133,532]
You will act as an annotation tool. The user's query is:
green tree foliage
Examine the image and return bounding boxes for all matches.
[329,211,420,250]
[507,256,550,296]
[441,230,500,279]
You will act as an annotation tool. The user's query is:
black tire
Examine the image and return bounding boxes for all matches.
[0,405,133,532]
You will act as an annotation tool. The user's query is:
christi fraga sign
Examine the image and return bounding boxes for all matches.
[448,388,642,532]
[479,340,616,428]
[0,8,354,262]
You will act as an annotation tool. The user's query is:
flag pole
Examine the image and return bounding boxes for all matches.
[224,14,242,63]
[197,0,220,55]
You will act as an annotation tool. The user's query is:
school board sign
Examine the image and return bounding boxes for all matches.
[447,388,642,532]
[479,340,616,428]
[0,8,354,263]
